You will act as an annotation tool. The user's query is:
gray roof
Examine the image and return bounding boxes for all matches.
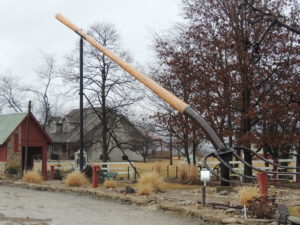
[0,113,27,145]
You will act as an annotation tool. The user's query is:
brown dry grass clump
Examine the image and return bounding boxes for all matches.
[23,170,43,184]
[153,162,162,175]
[187,164,198,182]
[137,183,155,195]
[178,164,198,182]
[178,164,188,180]
[64,172,89,187]
[103,180,117,188]
[238,185,260,206]
[137,172,164,195]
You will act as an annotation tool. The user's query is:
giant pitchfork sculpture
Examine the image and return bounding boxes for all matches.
[56,13,299,186]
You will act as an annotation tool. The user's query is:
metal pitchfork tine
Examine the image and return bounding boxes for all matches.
[55,13,300,186]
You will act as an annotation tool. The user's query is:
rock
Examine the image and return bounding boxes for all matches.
[219,191,230,196]
[243,219,273,225]
[221,218,238,224]
[122,186,135,194]
[288,216,300,224]
[226,208,236,213]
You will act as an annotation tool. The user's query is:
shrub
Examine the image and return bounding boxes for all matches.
[248,197,276,219]
[83,165,92,179]
[137,172,164,195]
[54,169,62,180]
[238,185,260,206]
[23,171,43,184]
[103,180,117,188]
[4,161,20,175]
[64,172,89,187]
[178,164,188,180]
[137,183,154,195]
[187,164,198,183]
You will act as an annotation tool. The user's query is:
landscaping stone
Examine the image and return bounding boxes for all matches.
[122,186,135,194]
[243,219,274,225]
[219,191,230,196]
[221,217,238,224]
[288,216,300,224]
[226,208,237,213]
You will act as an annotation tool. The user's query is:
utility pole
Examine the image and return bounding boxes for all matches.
[169,127,173,165]
[79,37,84,172]
[24,101,31,173]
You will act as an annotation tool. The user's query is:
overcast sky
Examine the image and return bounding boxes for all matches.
[0,0,183,82]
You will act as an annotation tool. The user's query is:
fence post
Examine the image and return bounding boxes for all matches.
[176,166,178,178]
[296,155,300,183]
[167,165,169,178]
[272,159,278,180]
[257,172,268,198]
[134,169,137,181]
[50,165,55,180]
[127,166,130,179]
[92,166,100,188]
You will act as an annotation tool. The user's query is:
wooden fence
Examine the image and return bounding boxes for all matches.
[34,157,298,182]
[34,160,135,179]
[205,158,297,181]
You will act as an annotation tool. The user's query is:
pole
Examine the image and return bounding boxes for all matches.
[220,153,231,186]
[169,128,173,165]
[202,186,206,206]
[24,101,31,173]
[79,37,84,172]
[160,140,163,158]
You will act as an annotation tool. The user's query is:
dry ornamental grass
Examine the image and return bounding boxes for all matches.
[23,171,43,184]
[187,164,198,183]
[153,163,162,175]
[178,164,188,180]
[103,180,117,188]
[64,172,89,187]
[137,172,165,195]
[137,183,155,196]
[178,164,198,183]
[238,185,260,206]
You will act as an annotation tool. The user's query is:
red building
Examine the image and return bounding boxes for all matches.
[0,113,52,178]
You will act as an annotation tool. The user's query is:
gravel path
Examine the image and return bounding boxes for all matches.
[0,186,204,225]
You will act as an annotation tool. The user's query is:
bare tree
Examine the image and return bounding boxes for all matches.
[0,73,24,113]
[62,22,142,162]
[25,51,56,128]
